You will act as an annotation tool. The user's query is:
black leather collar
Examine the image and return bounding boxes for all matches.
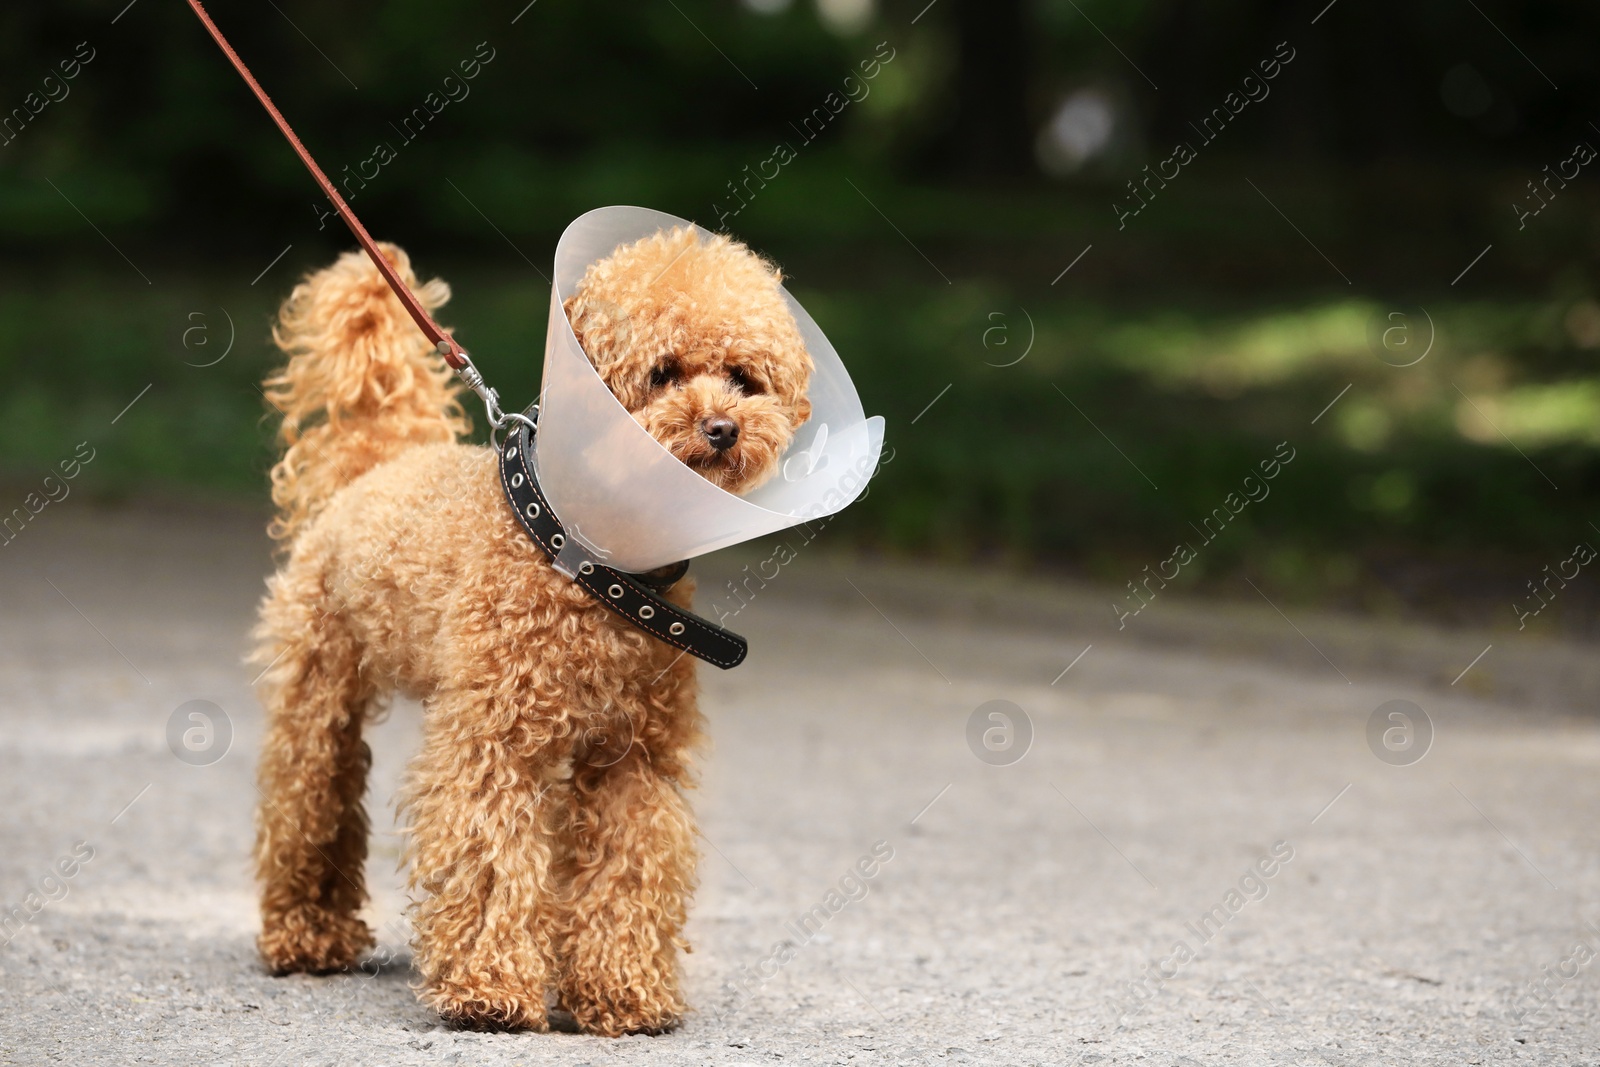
[497,414,748,670]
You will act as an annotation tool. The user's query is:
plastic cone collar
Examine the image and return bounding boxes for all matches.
[533,206,886,574]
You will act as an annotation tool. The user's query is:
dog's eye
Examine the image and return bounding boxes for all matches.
[727,367,763,395]
[649,361,681,390]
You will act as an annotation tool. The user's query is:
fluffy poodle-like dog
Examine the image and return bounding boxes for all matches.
[251,227,812,1035]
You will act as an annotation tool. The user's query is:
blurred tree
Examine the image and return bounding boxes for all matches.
[2,0,1600,260]
[928,0,1036,178]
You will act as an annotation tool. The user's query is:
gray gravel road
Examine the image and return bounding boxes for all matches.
[3,499,1600,1066]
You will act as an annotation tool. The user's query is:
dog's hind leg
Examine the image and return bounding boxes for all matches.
[404,683,567,1032]
[556,664,702,1036]
[253,566,378,975]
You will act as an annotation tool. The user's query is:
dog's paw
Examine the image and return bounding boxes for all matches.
[560,989,684,1038]
[427,980,548,1032]
[258,907,374,975]
[568,1006,683,1038]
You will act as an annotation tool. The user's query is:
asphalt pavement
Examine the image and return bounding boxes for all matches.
[2,497,1598,1065]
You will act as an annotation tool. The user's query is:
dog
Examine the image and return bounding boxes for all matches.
[250,227,813,1035]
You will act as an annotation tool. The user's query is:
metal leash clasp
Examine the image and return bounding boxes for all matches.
[439,342,537,449]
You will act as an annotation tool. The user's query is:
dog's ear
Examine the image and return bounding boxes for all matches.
[791,397,812,429]
[564,293,627,372]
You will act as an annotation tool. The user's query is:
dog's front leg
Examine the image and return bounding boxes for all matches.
[403,686,567,1031]
[557,738,699,1037]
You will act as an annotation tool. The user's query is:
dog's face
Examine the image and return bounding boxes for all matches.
[564,227,813,495]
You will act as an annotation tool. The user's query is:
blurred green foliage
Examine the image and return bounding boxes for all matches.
[3,0,1600,624]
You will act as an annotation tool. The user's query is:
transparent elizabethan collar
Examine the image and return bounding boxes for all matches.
[533,206,886,574]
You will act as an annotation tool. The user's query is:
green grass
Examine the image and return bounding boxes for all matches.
[3,264,1595,617]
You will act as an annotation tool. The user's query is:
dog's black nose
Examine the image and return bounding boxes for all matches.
[702,417,739,452]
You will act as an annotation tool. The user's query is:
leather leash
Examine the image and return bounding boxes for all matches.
[185,0,468,372]
[187,1,749,670]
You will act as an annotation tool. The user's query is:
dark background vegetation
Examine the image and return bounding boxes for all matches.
[3,0,1599,633]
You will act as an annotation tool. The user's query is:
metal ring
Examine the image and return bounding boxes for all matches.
[550,533,565,550]
[511,472,523,488]
[639,605,656,620]
[525,502,540,519]
[608,584,624,599]
[578,561,595,575]
[669,621,685,636]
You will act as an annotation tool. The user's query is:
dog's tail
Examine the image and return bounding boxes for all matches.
[263,243,470,543]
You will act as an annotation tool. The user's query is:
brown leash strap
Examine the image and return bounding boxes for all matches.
[185,0,468,371]
[184,2,739,667]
